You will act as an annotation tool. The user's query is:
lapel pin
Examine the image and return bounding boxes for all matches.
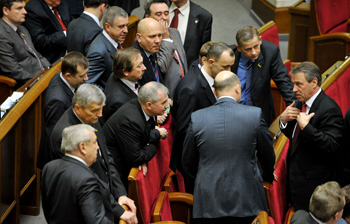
[195,20,198,23]
[258,64,261,68]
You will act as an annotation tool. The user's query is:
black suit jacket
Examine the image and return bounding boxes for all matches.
[132,40,163,85]
[231,40,296,125]
[170,63,216,172]
[37,72,74,169]
[102,98,161,188]
[281,90,343,211]
[24,0,72,63]
[290,210,318,224]
[67,13,102,55]
[103,75,137,123]
[183,1,212,66]
[42,156,115,224]
[50,108,126,217]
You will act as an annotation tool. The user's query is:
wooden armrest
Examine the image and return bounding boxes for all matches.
[251,211,269,224]
[310,32,350,42]
[128,15,140,27]
[258,21,276,34]
[162,170,175,193]
[118,204,130,224]
[286,206,296,224]
[0,75,17,87]
[168,192,193,205]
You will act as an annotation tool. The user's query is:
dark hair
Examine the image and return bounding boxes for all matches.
[236,26,260,46]
[61,51,89,76]
[0,0,24,18]
[291,61,322,86]
[112,48,141,79]
[83,0,108,8]
[207,42,234,61]
[144,0,170,16]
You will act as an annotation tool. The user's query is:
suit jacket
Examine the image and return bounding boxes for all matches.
[182,97,275,218]
[24,0,72,64]
[0,20,50,83]
[42,156,115,224]
[290,210,318,224]
[343,108,350,184]
[50,108,126,217]
[281,90,343,211]
[86,32,116,90]
[231,40,296,126]
[102,98,161,188]
[67,13,102,55]
[103,75,137,123]
[37,72,74,170]
[183,1,212,67]
[132,40,164,85]
[170,64,216,172]
[62,0,84,18]
[158,28,188,98]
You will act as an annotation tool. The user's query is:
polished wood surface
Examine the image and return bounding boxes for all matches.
[122,15,140,48]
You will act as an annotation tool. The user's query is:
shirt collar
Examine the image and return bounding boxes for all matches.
[200,66,214,88]
[305,88,321,110]
[310,212,326,224]
[102,30,120,50]
[60,72,76,93]
[83,11,100,26]
[218,96,236,102]
[65,154,88,166]
[72,108,87,124]
[121,78,139,94]
[2,18,17,31]
[170,0,190,15]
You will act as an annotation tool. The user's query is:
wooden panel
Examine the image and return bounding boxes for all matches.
[122,15,140,48]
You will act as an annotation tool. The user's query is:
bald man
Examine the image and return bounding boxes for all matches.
[132,18,171,85]
[182,71,275,224]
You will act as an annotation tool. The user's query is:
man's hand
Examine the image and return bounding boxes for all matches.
[155,126,168,139]
[297,112,315,130]
[280,101,301,124]
[157,112,168,125]
[118,196,136,214]
[120,211,138,224]
[159,20,170,39]
[138,163,148,176]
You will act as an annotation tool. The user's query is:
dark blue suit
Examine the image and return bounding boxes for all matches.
[183,97,275,219]
[24,0,72,63]
[67,13,102,55]
[86,32,116,89]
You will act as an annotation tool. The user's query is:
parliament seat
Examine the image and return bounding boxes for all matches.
[251,211,275,224]
[122,15,140,48]
[308,0,350,73]
[0,75,16,105]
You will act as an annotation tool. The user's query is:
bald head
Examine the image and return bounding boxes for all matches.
[136,18,162,53]
[214,71,241,102]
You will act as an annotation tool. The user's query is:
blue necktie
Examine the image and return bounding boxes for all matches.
[245,60,253,105]
[149,54,160,82]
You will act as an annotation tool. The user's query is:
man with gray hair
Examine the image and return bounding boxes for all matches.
[50,84,137,223]
[103,81,169,188]
[291,181,345,224]
[86,6,129,90]
[42,124,118,223]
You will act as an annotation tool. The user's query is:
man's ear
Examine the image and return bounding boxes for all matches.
[145,101,152,110]
[136,33,141,42]
[78,142,86,155]
[236,44,242,52]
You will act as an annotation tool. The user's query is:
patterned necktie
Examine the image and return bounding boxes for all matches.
[149,54,160,82]
[17,29,44,71]
[117,43,122,50]
[52,7,67,31]
[245,60,253,105]
[170,8,180,29]
[292,103,307,149]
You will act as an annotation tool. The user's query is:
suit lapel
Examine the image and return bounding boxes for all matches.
[101,35,117,61]
[251,52,265,89]
[198,71,216,104]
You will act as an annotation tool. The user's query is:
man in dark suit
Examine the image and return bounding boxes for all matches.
[23,0,73,64]
[50,84,137,222]
[280,62,344,211]
[42,124,137,224]
[290,181,345,224]
[86,6,128,90]
[103,48,146,122]
[169,0,212,67]
[343,108,350,185]
[132,18,166,86]
[67,0,108,55]
[0,0,50,86]
[231,26,295,126]
[144,0,188,98]
[183,71,275,224]
[62,0,83,18]
[103,82,169,188]
[37,52,88,170]
[170,42,235,189]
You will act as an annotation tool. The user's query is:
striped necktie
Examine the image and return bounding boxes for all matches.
[245,60,253,105]
[149,54,160,82]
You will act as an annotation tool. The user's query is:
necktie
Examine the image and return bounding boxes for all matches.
[52,7,67,31]
[292,103,307,149]
[245,60,253,105]
[117,43,122,50]
[170,8,180,29]
[135,82,139,91]
[149,54,160,82]
[174,50,184,77]
[17,29,44,71]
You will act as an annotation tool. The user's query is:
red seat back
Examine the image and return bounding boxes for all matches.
[259,21,280,47]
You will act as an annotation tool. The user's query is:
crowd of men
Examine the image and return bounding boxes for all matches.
[1,0,350,224]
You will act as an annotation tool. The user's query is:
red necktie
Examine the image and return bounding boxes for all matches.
[170,8,180,29]
[53,7,67,31]
[173,50,184,77]
[292,103,307,149]
[117,43,122,50]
